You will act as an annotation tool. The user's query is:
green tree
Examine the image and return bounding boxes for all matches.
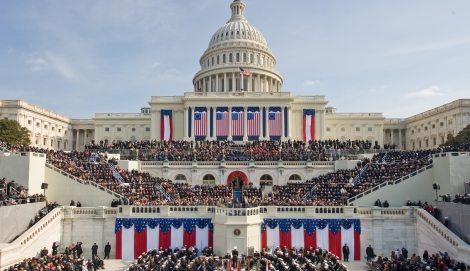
[0,119,31,146]
[442,124,470,146]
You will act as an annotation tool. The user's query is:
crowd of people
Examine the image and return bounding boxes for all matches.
[84,139,376,162]
[367,247,470,271]
[125,245,347,271]
[0,178,46,207]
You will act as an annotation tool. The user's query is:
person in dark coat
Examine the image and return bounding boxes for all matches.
[104,242,111,259]
[52,242,59,256]
[375,199,382,207]
[77,242,83,258]
[342,244,350,262]
[383,200,389,208]
[92,243,98,258]
[366,245,374,261]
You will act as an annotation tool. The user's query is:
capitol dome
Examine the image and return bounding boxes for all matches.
[193,0,283,93]
[208,18,268,48]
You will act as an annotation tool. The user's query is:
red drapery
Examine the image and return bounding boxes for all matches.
[261,230,267,249]
[134,229,147,259]
[279,231,292,249]
[209,230,213,248]
[226,171,248,187]
[303,230,316,250]
[354,230,361,260]
[115,229,122,259]
[183,230,196,247]
[328,231,342,259]
[159,230,171,249]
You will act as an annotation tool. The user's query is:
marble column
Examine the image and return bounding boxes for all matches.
[212,107,217,140]
[84,130,87,148]
[241,73,244,91]
[224,73,227,92]
[184,107,188,139]
[216,74,219,92]
[288,106,292,138]
[75,129,79,150]
[228,106,233,140]
[281,106,285,139]
[243,106,248,141]
[259,107,264,139]
[399,129,402,150]
[191,107,195,140]
[203,78,206,92]
[206,106,210,139]
[265,106,270,140]
[257,74,260,92]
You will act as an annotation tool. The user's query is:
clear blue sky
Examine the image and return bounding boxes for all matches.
[1,0,469,119]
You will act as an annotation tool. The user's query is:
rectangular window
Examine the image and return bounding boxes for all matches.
[441,136,444,144]
[425,139,429,147]
[368,127,372,132]
[229,53,233,62]
[44,125,48,129]
[117,127,121,132]
[418,128,421,133]
[105,128,110,132]
[223,54,226,63]
[448,120,453,124]
[58,129,61,133]
[356,127,360,132]
[217,55,219,64]
[236,53,240,62]
[52,127,55,131]
[35,139,39,145]
[64,130,67,135]
[432,124,435,129]
[433,138,436,146]
[424,126,428,131]
[326,127,330,132]
[418,141,422,149]
[37,123,40,127]
[28,120,31,125]
[412,130,414,134]
[440,122,444,127]
[51,139,54,147]
[146,127,150,132]
[250,54,253,63]
[212,57,214,66]
[43,138,47,146]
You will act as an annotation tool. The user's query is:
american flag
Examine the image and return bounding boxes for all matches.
[216,108,229,137]
[239,67,250,75]
[247,109,260,137]
[232,109,244,137]
[194,110,207,138]
[269,110,282,137]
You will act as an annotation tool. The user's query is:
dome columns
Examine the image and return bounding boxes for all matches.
[194,71,281,93]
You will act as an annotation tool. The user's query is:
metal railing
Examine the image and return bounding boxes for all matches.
[45,162,127,201]
[156,183,172,201]
[348,163,434,204]
[110,166,125,184]
[353,165,368,185]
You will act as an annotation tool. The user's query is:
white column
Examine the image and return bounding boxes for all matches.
[259,107,264,139]
[75,129,79,150]
[224,73,227,92]
[281,106,285,140]
[288,106,292,139]
[241,73,244,91]
[209,76,212,92]
[243,106,248,141]
[206,106,210,139]
[271,78,274,93]
[320,110,325,140]
[203,78,206,92]
[191,107,195,140]
[399,129,402,149]
[265,77,269,92]
[216,74,219,92]
[248,74,252,92]
[265,107,270,140]
[184,107,188,139]
[84,130,87,147]
[212,107,217,139]
[228,106,233,140]
[257,74,260,92]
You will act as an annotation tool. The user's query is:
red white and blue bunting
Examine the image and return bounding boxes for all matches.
[115,218,213,260]
[261,219,361,260]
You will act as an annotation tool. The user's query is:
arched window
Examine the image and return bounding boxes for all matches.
[211,57,214,66]
[207,59,209,67]
[236,53,240,62]
[174,174,187,183]
[217,55,219,64]
[260,174,273,181]
[243,53,247,62]
[250,54,253,63]
[229,53,233,62]
[289,174,302,181]
[203,174,216,186]
[130,136,136,142]
[223,54,226,63]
